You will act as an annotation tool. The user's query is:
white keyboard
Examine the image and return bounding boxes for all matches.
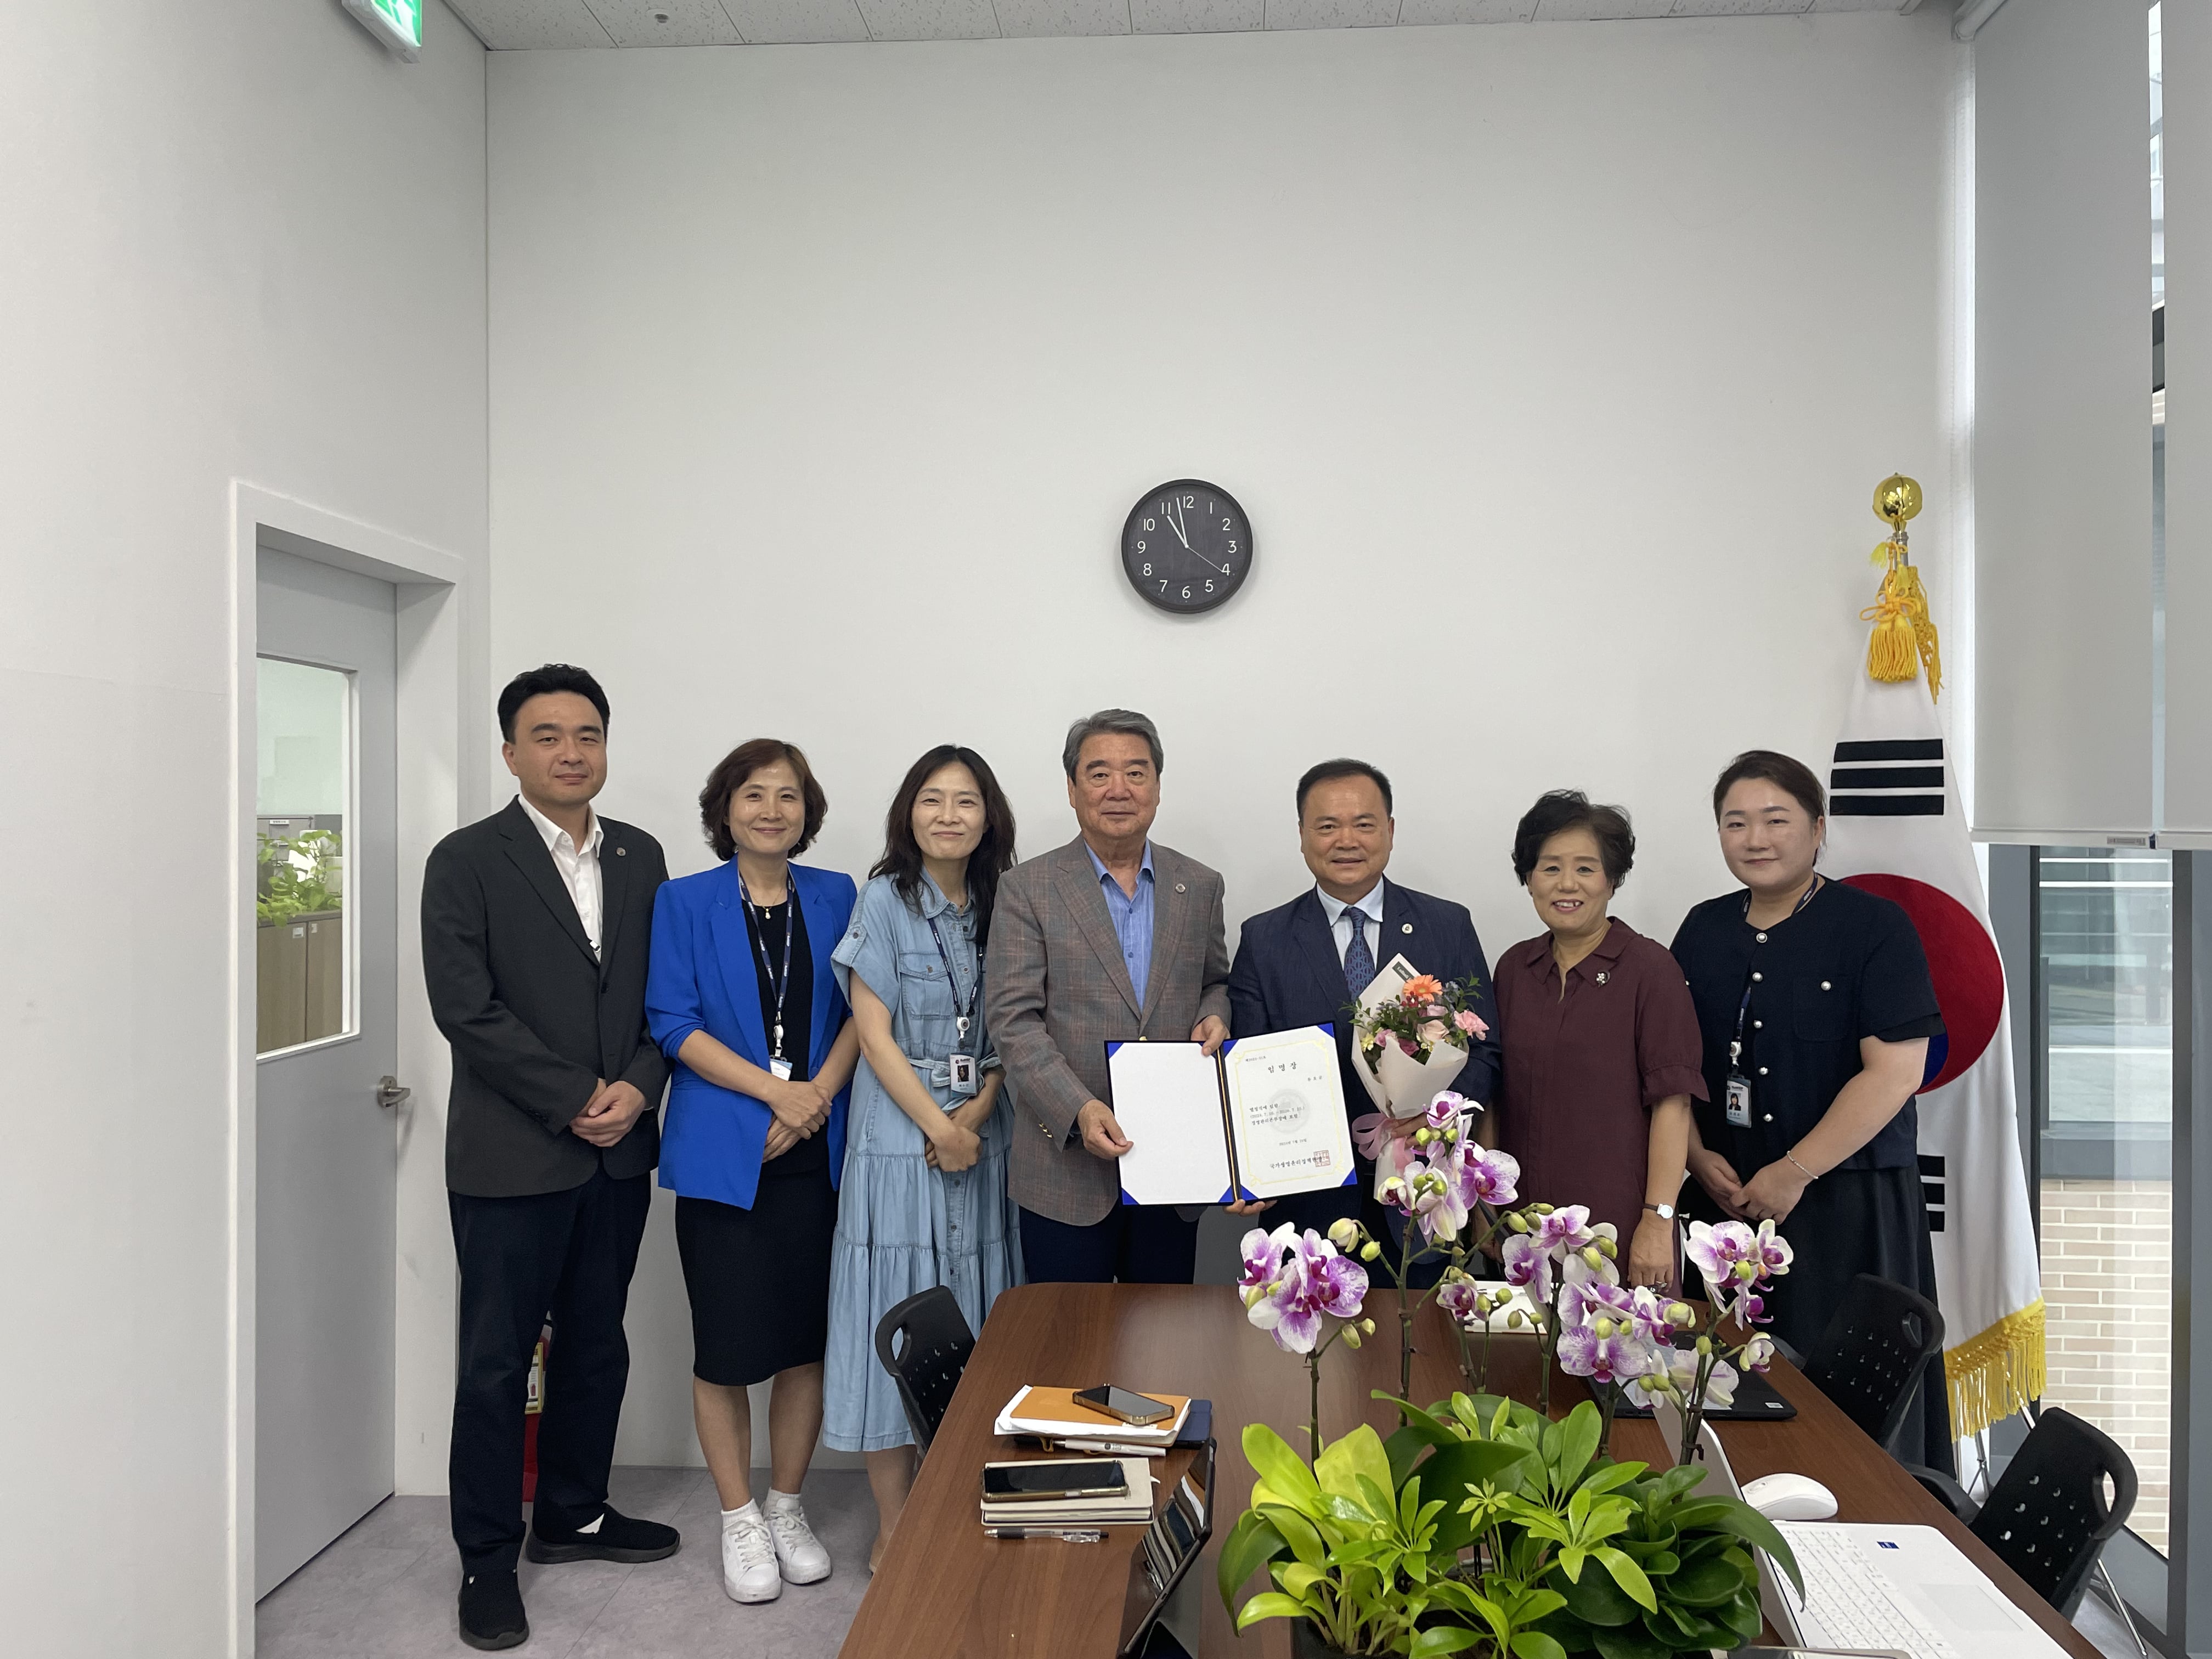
[1786,1523,1961,1659]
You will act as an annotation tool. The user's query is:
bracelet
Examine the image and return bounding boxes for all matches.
[1784,1150,1818,1180]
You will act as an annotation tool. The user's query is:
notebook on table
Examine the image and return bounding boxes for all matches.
[995,1386,1194,1447]
[979,1457,1156,1527]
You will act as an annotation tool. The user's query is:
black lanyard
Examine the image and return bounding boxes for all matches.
[739,874,798,1062]
[1731,876,1821,1065]
[926,910,981,1053]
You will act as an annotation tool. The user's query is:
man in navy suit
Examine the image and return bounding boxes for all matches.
[1227,759,1499,1276]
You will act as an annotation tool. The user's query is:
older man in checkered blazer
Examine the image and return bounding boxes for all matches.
[983,709,1263,1283]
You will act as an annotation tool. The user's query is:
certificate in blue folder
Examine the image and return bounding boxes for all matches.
[1106,1024,1359,1206]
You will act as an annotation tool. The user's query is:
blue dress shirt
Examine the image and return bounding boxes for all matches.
[1085,840,1155,1009]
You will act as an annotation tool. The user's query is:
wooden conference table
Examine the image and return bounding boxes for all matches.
[838,1284,2102,1659]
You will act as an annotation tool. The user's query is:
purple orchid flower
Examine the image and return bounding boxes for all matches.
[1625,1346,1739,1411]
[1556,1321,1661,1386]
[1453,1144,1520,1210]
[1683,1218,1757,1290]
[1530,1204,1602,1259]
[1245,1229,1368,1355]
[1499,1231,1554,1302]
[1436,1276,1485,1323]
[1751,1219,1795,1276]
[1238,1223,1297,1297]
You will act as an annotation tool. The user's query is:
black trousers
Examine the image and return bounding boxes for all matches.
[448,1165,651,1572]
[1019,1203,1199,1284]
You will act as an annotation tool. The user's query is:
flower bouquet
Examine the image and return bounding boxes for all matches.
[1351,973,1489,1198]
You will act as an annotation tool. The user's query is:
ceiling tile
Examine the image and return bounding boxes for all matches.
[1399,0,1534,24]
[1806,0,1896,9]
[994,0,1131,33]
[1531,0,1673,18]
[854,0,1002,37]
[1263,0,1397,29]
[581,0,742,43]
[1129,0,1263,31]
[725,0,872,41]
[446,0,616,47]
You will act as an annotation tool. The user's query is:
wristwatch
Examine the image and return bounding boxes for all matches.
[1641,1201,1676,1222]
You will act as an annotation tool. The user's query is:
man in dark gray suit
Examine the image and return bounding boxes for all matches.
[984,709,1260,1284]
[421,664,677,1651]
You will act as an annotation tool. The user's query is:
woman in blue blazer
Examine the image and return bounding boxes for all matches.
[646,738,858,1607]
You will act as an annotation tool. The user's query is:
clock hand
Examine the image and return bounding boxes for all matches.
[1166,498,1192,551]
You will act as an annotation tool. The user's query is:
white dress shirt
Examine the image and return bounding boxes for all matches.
[520,795,604,956]
[1314,878,1387,968]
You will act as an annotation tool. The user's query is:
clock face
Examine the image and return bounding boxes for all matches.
[1121,479,1252,614]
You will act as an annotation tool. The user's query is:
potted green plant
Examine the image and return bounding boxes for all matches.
[1220,1397,1800,1659]
[257,826,343,925]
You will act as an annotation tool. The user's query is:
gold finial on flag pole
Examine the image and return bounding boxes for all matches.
[1863,472,1942,699]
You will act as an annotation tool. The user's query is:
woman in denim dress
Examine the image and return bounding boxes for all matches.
[823,746,1024,1570]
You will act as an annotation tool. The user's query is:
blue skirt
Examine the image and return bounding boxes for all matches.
[820,1060,1024,1452]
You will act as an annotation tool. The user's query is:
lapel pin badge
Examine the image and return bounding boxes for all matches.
[1401,922,1413,934]
[616,846,627,856]
[1595,970,1610,985]
[1175,882,1187,893]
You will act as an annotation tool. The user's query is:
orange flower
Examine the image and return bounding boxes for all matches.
[1401,974,1444,1005]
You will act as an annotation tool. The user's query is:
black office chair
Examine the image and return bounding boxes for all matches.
[1801,1272,1946,1454]
[872,1285,975,1456]
[1906,1407,2138,1620]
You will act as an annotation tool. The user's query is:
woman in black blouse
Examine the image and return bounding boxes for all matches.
[1671,750,1951,1464]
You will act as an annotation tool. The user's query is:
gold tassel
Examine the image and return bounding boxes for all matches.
[1940,1300,2047,1441]
[1861,542,1944,701]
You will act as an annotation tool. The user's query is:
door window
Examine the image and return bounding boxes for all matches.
[257,658,352,1054]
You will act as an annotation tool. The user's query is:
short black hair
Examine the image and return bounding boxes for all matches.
[1711,749,1825,823]
[498,664,610,742]
[701,738,829,860]
[1296,759,1393,819]
[1511,789,1635,888]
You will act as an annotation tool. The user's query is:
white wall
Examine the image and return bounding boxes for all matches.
[0,3,488,1654]
[488,9,1961,1468]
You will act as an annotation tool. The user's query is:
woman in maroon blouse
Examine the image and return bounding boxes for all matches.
[1486,791,1707,1289]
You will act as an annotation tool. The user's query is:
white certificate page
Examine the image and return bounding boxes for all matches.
[1223,1026,1357,1200]
[1107,1041,1233,1206]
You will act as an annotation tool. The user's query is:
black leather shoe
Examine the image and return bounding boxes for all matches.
[525,1505,681,1565]
[458,1569,528,1651]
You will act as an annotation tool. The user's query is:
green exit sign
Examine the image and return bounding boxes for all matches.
[344,0,423,60]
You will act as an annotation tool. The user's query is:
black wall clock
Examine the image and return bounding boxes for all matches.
[1121,479,1253,614]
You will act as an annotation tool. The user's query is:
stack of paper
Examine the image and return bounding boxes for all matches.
[994,1386,1192,1450]
[979,1457,1156,1527]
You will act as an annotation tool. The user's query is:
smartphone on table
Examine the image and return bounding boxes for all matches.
[1073,1385,1175,1427]
[981,1459,1129,1502]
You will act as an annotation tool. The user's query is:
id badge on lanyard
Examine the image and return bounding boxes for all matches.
[769,1056,794,1083]
[928,912,982,1098]
[1725,1060,1753,1128]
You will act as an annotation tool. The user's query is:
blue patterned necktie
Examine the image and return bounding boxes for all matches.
[1344,906,1374,1000]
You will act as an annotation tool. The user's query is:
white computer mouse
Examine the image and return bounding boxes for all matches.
[1740,1472,1838,1521]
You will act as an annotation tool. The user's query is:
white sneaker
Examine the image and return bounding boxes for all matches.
[721,1512,781,1604]
[764,1497,832,1585]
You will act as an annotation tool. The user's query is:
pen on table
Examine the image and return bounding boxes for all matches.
[983,1526,1107,1542]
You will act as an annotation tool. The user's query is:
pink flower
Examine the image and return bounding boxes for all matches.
[1417,1020,1449,1047]
[1556,1322,1660,1386]
[1395,1035,1418,1057]
[1500,1232,1553,1301]
[1245,1229,1369,1354]
[1424,1003,1448,1018]
[1454,1009,1487,1037]
[1238,1223,1297,1295]
[1530,1204,1602,1259]
[1436,1277,1485,1323]
[1453,1145,1519,1209]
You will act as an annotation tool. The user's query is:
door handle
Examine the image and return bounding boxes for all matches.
[376,1075,411,1110]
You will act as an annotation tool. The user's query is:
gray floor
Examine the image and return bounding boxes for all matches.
[257,1466,874,1658]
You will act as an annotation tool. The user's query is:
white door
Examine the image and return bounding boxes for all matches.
[254,547,399,1597]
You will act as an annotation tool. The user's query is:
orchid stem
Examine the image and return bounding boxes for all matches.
[1308,1351,1323,1465]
